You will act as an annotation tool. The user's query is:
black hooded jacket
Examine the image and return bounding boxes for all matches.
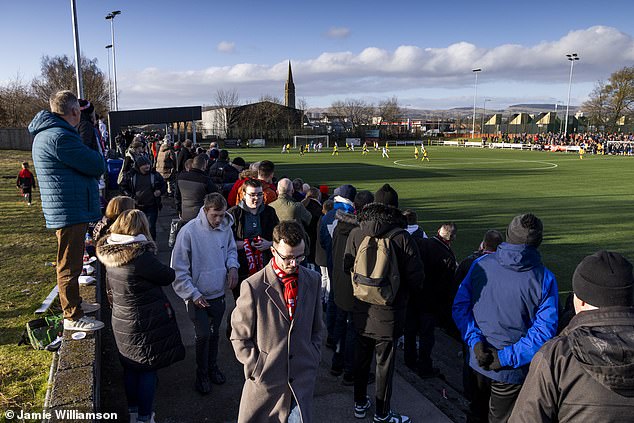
[96,238,185,371]
[509,307,634,422]
[344,203,424,340]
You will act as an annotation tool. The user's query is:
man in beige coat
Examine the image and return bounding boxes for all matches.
[231,221,324,423]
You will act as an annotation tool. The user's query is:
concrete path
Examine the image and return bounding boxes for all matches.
[139,199,460,422]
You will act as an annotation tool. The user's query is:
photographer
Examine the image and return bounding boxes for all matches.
[227,178,279,300]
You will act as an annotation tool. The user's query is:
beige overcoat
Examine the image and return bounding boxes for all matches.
[231,263,324,423]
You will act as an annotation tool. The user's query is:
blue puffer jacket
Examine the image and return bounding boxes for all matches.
[452,242,558,384]
[29,110,105,229]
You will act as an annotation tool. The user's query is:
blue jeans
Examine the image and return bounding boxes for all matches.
[188,296,226,373]
[288,397,301,423]
[123,365,157,421]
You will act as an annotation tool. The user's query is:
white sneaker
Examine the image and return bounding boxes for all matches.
[81,302,101,313]
[64,316,104,331]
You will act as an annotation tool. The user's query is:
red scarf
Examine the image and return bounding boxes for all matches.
[271,257,298,321]
[244,237,264,276]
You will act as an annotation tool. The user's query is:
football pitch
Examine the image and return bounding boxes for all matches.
[236,145,634,296]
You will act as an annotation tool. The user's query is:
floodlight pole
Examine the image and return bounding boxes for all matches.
[106,11,121,111]
[564,53,579,137]
[482,98,490,135]
[105,45,112,110]
[472,68,481,139]
[70,0,83,98]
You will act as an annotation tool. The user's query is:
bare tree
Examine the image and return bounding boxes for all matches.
[214,88,240,138]
[0,74,40,127]
[259,94,282,105]
[377,96,402,124]
[582,81,611,129]
[582,66,634,130]
[31,55,109,116]
[329,98,375,132]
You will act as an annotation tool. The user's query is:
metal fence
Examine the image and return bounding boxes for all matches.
[0,128,31,150]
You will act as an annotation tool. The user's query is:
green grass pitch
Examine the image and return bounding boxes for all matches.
[236,145,634,296]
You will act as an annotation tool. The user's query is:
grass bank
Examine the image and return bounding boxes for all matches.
[0,151,57,416]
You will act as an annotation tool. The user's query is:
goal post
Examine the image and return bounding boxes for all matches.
[293,135,329,148]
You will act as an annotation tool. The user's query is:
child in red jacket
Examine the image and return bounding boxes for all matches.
[16,161,36,206]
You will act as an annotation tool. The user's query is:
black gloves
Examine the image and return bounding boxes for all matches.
[473,341,492,368]
[473,341,502,371]
[488,349,502,371]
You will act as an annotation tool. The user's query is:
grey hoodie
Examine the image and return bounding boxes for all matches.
[171,207,239,301]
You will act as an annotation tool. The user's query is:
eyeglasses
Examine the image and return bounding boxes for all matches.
[246,192,264,198]
[272,247,305,264]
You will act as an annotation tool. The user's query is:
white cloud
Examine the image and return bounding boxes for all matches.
[119,26,634,109]
[216,41,235,53]
[325,27,350,39]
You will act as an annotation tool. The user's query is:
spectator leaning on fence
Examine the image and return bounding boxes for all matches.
[29,90,106,331]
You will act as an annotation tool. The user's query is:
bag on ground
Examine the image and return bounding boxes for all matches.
[19,314,64,351]
[351,228,402,305]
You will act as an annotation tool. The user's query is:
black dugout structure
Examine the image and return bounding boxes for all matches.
[107,106,202,148]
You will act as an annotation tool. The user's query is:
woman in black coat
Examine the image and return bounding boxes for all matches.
[96,209,185,423]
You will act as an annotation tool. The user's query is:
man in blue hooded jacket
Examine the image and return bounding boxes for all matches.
[452,213,558,423]
[30,90,106,331]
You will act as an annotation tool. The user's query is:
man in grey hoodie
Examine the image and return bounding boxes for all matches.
[171,193,239,395]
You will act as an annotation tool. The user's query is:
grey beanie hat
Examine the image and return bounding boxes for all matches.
[506,213,543,247]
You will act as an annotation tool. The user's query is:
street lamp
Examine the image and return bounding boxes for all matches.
[471,68,482,139]
[105,10,121,111]
[70,0,83,97]
[481,98,491,135]
[564,53,579,136]
[554,100,564,133]
[105,45,113,110]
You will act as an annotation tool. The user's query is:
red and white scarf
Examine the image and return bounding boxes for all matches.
[244,237,264,276]
[271,257,299,321]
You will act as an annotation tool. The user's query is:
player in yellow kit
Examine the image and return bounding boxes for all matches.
[362,143,369,155]
[421,146,429,162]
[414,146,420,159]
[332,143,339,156]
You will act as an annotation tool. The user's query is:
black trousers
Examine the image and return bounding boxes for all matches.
[468,370,522,423]
[403,309,436,372]
[353,334,396,417]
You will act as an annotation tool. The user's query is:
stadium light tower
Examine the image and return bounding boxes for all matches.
[564,53,580,136]
[70,0,83,98]
[106,10,121,111]
[105,45,113,110]
[471,68,482,139]
[481,98,491,134]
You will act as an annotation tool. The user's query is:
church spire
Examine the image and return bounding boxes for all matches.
[285,61,296,109]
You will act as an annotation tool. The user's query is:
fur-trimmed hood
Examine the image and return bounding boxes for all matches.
[96,237,157,267]
[335,208,357,225]
[358,202,406,237]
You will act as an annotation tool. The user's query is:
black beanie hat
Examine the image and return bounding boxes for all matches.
[573,250,634,307]
[506,213,543,247]
[374,183,399,208]
[135,156,151,168]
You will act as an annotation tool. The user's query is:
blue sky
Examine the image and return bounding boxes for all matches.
[2,0,633,110]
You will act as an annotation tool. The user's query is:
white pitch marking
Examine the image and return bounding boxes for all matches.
[393,158,558,171]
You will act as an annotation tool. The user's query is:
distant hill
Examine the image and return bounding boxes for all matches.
[306,104,578,119]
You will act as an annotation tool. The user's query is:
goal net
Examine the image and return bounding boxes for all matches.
[293,135,329,148]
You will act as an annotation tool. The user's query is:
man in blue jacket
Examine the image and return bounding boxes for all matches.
[453,213,558,423]
[30,90,106,332]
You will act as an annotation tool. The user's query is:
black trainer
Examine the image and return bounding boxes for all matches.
[195,372,212,395]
